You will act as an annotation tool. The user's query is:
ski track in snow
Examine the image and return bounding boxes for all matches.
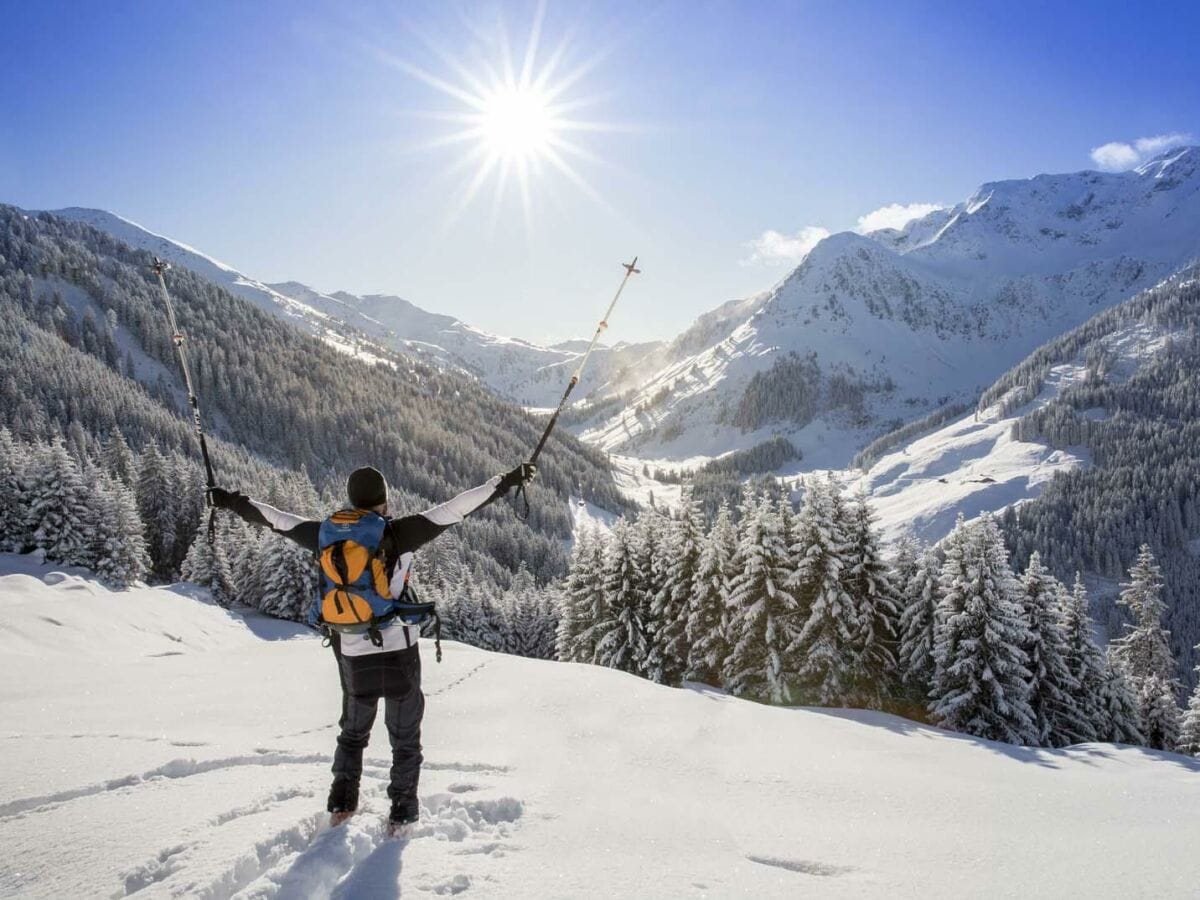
[0,752,328,819]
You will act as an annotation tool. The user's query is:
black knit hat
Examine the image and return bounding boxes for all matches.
[347,466,388,509]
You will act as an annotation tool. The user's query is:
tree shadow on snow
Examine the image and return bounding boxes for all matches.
[163,583,313,641]
[805,708,1200,773]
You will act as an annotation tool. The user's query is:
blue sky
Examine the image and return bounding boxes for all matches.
[2,0,1198,343]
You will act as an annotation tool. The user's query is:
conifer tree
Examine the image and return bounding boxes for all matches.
[787,478,856,705]
[1056,575,1104,744]
[257,531,318,620]
[26,438,92,566]
[181,512,234,604]
[594,519,651,675]
[1019,553,1086,747]
[842,491,900,706]
[1110,545,1178,689]
[898,545,941,698]
[228,518,266,608]
[101,432,137,487]
[0,426,29,553]
[89,472,150,587]
[569,529,609,663]
[1178,674,1200,757]
[725,493,798,703]
[557,529,602,662]
[637,509,671,683]
[653,489,704,686]
[686,501,736,686]
[136,444,178,579]
[930,515,1037,745]
[1137,674,1181,751]
[1097,656,1145,744]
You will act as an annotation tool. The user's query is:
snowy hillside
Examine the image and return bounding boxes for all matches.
[2,554,1199,899]
[46,208,664,408]
[579,147,1200,463]
[853,267,1199,546]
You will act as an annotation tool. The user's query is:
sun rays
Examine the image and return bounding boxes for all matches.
[375,3,626,233]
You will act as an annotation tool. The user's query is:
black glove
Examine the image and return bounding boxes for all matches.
[498,463,537,494]
[207,486,241,510]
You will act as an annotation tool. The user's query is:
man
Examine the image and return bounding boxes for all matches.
[209,461,535,836]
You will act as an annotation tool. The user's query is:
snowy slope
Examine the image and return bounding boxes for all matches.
[579,147,1200,463]
[43,207,665,407]
[851,276,1196,548]
[3,554,1199,899]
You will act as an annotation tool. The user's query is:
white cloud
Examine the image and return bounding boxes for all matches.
[854,202,945,234]
[743,226,830,266]
[1090,133,1192,172]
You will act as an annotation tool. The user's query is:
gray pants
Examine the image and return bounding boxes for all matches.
[328,640,424,820]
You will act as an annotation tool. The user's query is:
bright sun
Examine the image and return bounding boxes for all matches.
[478,85,557,161]
[376,6,620,229]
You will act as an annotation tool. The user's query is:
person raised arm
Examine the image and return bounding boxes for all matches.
[208,487,321,554]
[388,463,536,554]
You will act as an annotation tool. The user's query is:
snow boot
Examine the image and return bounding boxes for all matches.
[386,818,415,840]
[330,809,356,828]
[387,803,419,839]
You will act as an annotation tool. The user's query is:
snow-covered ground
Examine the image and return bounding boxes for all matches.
[2,554,1198,899]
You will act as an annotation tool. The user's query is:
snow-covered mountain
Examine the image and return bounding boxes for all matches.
[578,147,1200,466]
[5,553,1198,899]
[46,208,665,407]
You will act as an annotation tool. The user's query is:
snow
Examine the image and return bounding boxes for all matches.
[3,553,1199,898]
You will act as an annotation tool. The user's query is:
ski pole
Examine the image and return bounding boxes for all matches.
[516,257,641,520]
[151,258,218,539]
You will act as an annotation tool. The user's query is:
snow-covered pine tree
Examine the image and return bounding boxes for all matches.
[1056,575,1104,744]
[228,517,266,608]
[501,564,543,658]
[1019,553,1087,747]
[1137,674,1181,751]
[652,488,704,686]
[686,501,736,686]
[725,492,798,703]
[180,511,234,604]
[558,528,606,663]
[890,537,920,598]
[136,444,178,579]
[101,432,137,487]
[929,515,1038,745]
[257,530,318,620]
[1179,674,1200,757]
[25,437,92,566]
[1110,545,1178,690]
[841,491,900,707]
[0,426,29,552]
[451,585,504,657]
[637,509,671,684]
[787,477,857,706]
[88,472,150,587]
[594,519,651,675]
[897,545,941,700]
[1097,655,1145,744]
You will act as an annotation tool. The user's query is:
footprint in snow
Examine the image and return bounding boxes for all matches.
[746,854,856,877]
